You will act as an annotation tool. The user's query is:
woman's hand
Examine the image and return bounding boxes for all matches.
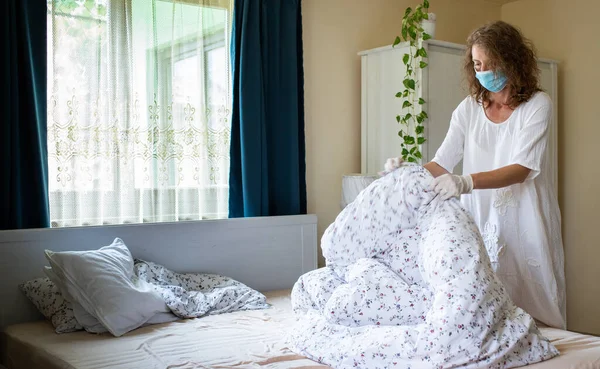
[432,174,474,200]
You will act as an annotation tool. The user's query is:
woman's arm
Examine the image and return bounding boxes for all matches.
[424,161,450,178]
[425,99,470,178]
[471,164,531,189]
[427,162,531,189]
[431,163,531,200]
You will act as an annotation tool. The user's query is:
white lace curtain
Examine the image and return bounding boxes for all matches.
[47,0,232,227]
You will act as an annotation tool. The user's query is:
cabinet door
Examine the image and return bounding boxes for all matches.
[361,45,414,174]
[538,61,559,193]
[423,44,467,173]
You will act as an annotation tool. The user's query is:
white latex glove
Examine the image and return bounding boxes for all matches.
[431,174,474,200]
[379,157,404,176]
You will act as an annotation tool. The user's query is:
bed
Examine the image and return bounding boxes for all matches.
[3,290,600,369]
[1,215,599,369]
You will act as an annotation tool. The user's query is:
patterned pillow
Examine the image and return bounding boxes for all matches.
[19,277,82,333]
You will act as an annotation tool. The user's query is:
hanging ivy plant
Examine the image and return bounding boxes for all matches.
[392,0,431,163]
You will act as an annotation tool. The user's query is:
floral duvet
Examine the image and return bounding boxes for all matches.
[288,165,558,369]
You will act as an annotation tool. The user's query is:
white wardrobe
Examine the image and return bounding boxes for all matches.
[359,39,559,192]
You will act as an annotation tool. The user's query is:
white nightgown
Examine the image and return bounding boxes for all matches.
[432,91,566,329]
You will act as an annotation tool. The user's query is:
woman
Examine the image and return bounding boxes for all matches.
[384,21,565,329]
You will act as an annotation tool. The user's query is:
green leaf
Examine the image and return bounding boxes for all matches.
[407,157,417,163]
[410,147,416,154]
[408,26,417,40]
[417,112,428,122]
[416,125,424,134]
[424,0,430,9]
[415,151,423,159]
[402,148,409,156]
[418,98,425,105]
[402,27,408,41]
[419,61,428,68]
[402,101,412,109]
[403,53,410,65]
[404,136,415,145]
[403,79,416,90]
[395,92,403,98]
[422,32,432,41]
[396,115,401,123]
[422,12,429,20]
[418,137,426,144]
[415,7,423,22]
[416,115,424,124]
[404,7,412,17]
[393,36,401,47]
[410,40,416,47]
[403,90,410,97]
[398,131,403,137]
[418,47,428,58]
[404,113,412,121]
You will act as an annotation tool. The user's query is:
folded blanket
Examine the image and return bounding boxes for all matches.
[288,165,558,369]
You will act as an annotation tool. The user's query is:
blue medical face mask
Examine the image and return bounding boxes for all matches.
[475,69,508,93]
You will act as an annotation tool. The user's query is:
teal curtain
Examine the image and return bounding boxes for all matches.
[0,0,49,230]
[229,0,306,217]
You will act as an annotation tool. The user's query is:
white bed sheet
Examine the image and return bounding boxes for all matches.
[528,326,600,368]
[1,290,326,369]
[1,290,599,369]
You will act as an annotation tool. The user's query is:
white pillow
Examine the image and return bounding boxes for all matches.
[18,277,82,333]
[44,238,170,337]
[43,266,108,333]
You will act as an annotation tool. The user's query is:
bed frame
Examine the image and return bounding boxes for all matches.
[0,214,318,330]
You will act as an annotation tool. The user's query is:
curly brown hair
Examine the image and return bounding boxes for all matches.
[463,21,541,109]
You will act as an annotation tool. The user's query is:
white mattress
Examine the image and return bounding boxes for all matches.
[2,290,600,369]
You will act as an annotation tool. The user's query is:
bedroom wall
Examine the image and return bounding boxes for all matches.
[302,0,501,267]
[502,0,600,336]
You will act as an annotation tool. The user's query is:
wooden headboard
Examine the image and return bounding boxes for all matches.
[0,214,318,329]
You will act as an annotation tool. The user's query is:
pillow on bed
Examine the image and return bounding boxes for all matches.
[18,277,82,333]
[44,238,172,337]
[44,267,109,334]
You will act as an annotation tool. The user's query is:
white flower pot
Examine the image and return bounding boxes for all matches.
[421,13,436,39]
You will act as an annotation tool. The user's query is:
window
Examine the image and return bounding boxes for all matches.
[47,0,232,227]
